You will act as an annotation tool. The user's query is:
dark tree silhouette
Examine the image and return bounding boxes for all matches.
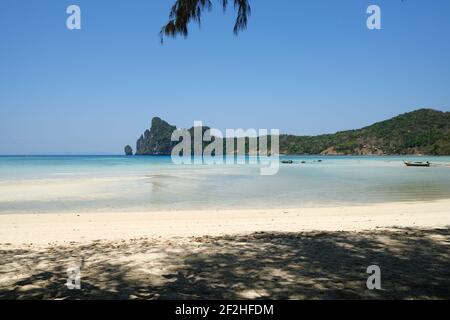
[160,0,251,41]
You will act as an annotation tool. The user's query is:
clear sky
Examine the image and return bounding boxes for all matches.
[1,0,449,154]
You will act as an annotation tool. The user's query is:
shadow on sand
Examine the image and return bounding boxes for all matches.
[1,227,449,299]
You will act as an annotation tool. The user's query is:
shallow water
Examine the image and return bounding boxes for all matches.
[1,155,450,213]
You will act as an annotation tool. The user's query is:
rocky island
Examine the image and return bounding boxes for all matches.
[135,117,177,155]
[124,145,133,156]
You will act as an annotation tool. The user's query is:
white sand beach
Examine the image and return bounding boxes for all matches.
[1,200,449,299]
[0,200,449,246]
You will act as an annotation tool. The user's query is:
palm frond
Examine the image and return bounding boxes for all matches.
[160,0,250,42]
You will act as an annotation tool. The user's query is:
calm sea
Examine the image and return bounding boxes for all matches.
[1,155,450,214]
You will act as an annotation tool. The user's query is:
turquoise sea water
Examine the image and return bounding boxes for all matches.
[1,155,450,214]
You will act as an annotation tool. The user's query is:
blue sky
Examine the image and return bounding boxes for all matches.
[1,0,449,154]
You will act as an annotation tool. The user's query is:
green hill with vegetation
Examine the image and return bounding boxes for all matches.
[128,109,450,156]
[279,109,450,155]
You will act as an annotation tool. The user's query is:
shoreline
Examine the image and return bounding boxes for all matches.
[1,199,449,247]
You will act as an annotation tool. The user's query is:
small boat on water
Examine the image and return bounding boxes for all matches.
[404,161,430,167]
[281,160,294,164]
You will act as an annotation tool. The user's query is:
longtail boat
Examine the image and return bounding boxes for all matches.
[404,161,430,167]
